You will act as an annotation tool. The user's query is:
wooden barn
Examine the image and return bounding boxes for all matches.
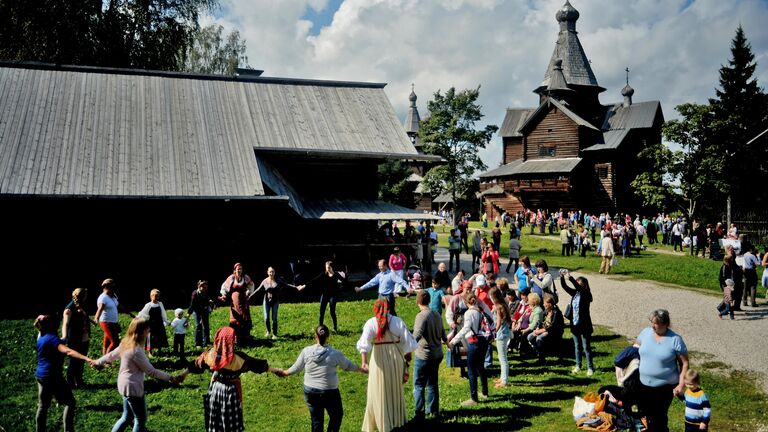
[479,0,663,216]
[0,62,438,316]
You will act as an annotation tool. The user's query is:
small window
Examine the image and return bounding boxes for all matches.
[597,167,608,179]
[538,146,556,157]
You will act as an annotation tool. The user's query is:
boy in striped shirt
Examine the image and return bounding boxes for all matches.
[682,369,711,431]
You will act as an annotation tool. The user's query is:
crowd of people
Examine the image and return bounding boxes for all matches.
[32,211,766,431]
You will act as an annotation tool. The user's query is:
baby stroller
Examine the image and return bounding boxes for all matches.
[400,265,423,296]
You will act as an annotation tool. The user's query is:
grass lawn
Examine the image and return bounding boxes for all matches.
[433,222,766,297]
[3,294,767,431]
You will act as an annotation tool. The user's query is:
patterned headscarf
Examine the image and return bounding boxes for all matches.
[233,263,243,273]
[373,298,389,341]
[209,326,237,371]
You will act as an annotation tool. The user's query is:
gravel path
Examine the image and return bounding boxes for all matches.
[557,271,768,393]
[434,247,768,393]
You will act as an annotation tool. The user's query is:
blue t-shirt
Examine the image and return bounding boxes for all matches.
[637,327,688,387]
[36,333,64,380]
[515,267,529,291]
[426,287,445,315]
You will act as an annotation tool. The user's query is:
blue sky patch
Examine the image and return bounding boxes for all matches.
[302,0,344,36]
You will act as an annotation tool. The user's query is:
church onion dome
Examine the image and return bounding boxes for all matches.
[409,90,417,103]
[556,0,580,23]
[621,83,635,97]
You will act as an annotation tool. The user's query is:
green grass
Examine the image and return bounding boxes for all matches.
[433,221,766,297]
[3,296,767,431]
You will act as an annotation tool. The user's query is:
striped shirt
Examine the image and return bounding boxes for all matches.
[684,388,711,426]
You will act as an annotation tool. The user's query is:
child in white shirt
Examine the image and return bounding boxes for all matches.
[171,308,189,356]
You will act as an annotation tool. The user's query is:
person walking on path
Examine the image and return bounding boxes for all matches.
[354,259,409,317]
[412,290,447,422]
[741,245,761,307]
[471,231,483,271]
[273,325,366,432]
[448,229,462,273]
[599,234,615,274]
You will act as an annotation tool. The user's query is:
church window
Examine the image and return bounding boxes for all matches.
[538,146,556,157]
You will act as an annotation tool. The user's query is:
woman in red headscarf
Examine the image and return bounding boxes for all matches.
[187,327,276,431]
[355,298,418,432]
[220,263,255,341]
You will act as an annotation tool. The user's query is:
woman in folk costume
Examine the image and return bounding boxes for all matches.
[356,298,418,432]
[187,326,276,432]
[220,263,255,341]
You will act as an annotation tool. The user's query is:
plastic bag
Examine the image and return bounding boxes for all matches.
[610,257,619,267]
[573,396,596,421]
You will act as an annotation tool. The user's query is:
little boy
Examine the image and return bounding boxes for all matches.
[717,278,735,320]
[170,308,189,356]
[682,369,711,431]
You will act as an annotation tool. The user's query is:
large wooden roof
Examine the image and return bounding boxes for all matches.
[0,63,419,198]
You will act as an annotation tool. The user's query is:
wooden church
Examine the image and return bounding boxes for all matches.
[479,0,664,215]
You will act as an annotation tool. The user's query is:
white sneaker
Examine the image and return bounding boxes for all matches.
[460,399,478,407]
[265,331,271,337]
[271,334,278,340]
[587,369,594,377]
[571,366,581,374]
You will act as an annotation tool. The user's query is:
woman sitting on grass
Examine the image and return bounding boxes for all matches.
[34,314,95,432]
[94,317,186,432]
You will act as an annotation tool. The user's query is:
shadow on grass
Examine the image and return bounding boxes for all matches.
[428,399,560,431]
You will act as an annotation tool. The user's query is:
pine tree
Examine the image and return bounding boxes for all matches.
[709,25,768,206]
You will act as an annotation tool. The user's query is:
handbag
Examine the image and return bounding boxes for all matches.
[446,343,467,368]
[564,303,573,321]
[610,257,619,267]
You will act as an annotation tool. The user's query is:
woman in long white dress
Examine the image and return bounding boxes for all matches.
[356,298,418,432]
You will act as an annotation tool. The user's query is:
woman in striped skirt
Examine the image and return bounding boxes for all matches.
[187,326,277,431]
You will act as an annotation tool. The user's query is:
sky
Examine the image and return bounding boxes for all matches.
[204,0,768,170]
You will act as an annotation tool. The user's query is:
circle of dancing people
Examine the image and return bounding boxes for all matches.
[34,214,754,432]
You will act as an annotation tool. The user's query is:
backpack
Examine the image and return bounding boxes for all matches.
[478,310,496,341]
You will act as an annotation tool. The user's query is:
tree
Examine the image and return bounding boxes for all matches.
[183,24,248,75]
[632,103,726,220]
[709,26,768,207]
[377,160,416,209]
[0,0,218,71]
[419,87,498,221]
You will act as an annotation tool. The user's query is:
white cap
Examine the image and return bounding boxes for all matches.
[476,275,487,286]
[725,279,735,287]
[174,308,184,317]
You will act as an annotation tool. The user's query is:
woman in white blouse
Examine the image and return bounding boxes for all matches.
[356,298,418,432]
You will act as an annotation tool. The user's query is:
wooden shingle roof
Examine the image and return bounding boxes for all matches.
[0,63,419,197]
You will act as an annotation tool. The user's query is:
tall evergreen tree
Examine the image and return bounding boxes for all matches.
[709,25,768,207]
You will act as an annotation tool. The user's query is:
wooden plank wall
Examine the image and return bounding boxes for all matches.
[503,137,523,164]
[524,109,580,160]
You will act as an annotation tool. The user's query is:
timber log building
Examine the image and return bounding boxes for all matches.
[479,0,664,216]
[0,62,438,316]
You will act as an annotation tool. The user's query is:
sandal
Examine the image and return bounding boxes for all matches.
[494,382,507,389]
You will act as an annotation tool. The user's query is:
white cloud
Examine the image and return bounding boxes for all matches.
[208,0,768,169]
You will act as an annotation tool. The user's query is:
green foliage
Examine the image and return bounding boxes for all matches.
[709,25,768,207]
[0,0,218,71]
[377,160,417,208]
[184,24,249,75]
[419,87,498,219]
[3,297,766,431]
[630,142,675,210]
